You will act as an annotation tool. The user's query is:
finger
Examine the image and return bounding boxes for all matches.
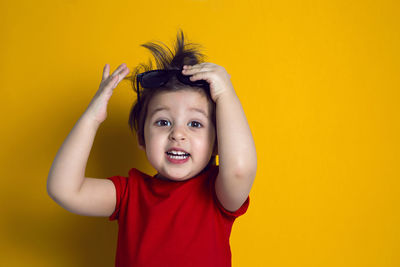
[113,66,130,85]
[110,63,127,79]
[102,64,110,81]
[112,75,120,89]
[185,63,214,70]
[119,66,130,79]
[189,71,213,83]
[182,65,212,75]
[105,74,120,90]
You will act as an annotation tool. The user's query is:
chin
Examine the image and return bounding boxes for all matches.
[154,169,183,181]
[167,172,191,181]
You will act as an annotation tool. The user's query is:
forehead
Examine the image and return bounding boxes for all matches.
[147,90,211,115]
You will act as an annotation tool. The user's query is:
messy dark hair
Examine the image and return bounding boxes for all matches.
[123,30,217,166]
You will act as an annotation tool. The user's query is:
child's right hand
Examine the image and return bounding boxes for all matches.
[84,63,130,124]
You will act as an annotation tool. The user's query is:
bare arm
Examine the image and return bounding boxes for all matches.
[183,63,257,212]
[214,89,257,211]
[47,63,130,216]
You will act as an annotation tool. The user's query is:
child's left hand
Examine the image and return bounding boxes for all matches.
[182,63,234,102]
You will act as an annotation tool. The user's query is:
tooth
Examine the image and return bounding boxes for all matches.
[168,154,188,159]
[169,150,187,155]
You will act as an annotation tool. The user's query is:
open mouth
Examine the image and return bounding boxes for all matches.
[165,150,190,160]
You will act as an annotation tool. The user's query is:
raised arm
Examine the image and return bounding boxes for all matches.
[47,63,130,216]
[183,63,257,212]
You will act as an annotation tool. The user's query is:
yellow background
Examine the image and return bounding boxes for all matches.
[1,0,399,266]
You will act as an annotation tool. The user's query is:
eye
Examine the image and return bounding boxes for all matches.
[155,120,171,127]
[188,121,202,128]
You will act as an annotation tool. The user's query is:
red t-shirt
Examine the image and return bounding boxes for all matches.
[107,165,250,267]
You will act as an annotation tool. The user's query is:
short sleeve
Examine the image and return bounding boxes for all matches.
[214,193,250,220]
[210,168,250,220]
[107,175,128,221]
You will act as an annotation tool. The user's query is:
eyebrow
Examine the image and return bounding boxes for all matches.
[150,106,208,118]
[189,107,208,118]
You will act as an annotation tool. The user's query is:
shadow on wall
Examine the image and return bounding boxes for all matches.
[3,84,148,266]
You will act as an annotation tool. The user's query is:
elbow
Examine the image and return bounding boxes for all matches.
[231,156,257,180]
[46,174,61,201]
[46,181,75,213]
[46,176,65,203]
[46,177,56,200]
[47,181,61,203]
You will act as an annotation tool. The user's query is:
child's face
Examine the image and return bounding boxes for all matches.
[141,89,216,181]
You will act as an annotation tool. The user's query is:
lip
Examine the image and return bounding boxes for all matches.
[165,147,190,164]
[165,153,190,164]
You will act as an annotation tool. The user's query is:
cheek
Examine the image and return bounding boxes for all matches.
[147,131,162,149]
[144,126,159,155]
[146,138,163,164]
[146,129,170,155]
[193,131,215,154]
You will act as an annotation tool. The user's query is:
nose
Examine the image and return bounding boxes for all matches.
[169,124,186,142]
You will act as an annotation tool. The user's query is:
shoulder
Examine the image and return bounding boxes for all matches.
[107,168,151,191]
[128,168,151,179]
